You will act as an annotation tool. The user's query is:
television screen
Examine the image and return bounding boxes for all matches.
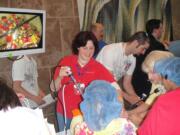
[0,7,46,58]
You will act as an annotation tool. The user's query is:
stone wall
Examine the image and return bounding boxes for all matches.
[0,0,80,131]
[0,0,80,90]
[1,0,180,90]
[1,0,180,131]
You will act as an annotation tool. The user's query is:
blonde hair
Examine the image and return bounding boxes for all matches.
[142,51,174,73]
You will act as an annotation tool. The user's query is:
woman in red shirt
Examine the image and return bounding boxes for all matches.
[50,31,122,132]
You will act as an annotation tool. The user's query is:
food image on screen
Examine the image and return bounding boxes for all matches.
[0,14,42,51]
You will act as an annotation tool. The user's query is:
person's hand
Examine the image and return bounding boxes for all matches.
[58,66,71,78]
[163,40,170,46]
[33,95,45,105]
[50,67,70,93]
[39,90,46,98]
[122,91,140,104]
[17,93,25,100]
[162,40,170,49]
[120,107,128,118]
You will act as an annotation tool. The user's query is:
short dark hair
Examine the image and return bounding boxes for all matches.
[127,31,149,45]
[146,19,162,34]
[0,78,21,111]
[71,31,98,55]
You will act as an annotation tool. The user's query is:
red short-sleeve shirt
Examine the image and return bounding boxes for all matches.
[53,55,115,118]
[138,87,180,135]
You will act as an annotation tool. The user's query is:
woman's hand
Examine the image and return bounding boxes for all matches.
[58,66,71,78]
[50,66,71,92]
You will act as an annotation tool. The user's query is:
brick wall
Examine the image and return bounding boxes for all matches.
[0,0,80,131]
[0,0,80,90]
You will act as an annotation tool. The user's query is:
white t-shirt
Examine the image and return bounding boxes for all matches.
[0,107,55,135]
[12,56,39,108]
[96,43,136,80]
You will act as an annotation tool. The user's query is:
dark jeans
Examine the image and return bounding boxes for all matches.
[56,112,72,132]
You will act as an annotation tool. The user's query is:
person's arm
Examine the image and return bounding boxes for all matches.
[50,76,63,92]
[138,98,160,135]
[37,78,46,98]
[111,82,128,118]
[123,75,140,104]
[13,81,44,105]
[111,82,123,102]
[128,111,148,127]
[127,102,150,115]
[127,103,150,127]
[38,89,46,98]
[50,66,70,92]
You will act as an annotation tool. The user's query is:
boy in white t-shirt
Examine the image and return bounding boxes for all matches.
[96,31,150,104]
[12,55,45,108]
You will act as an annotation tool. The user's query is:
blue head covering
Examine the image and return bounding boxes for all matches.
[80,80,122,131]
[169,40,180,57]
[154,57,180,86]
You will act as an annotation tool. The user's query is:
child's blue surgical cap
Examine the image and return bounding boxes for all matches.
[154,57,180,86]
[80,80,122,131]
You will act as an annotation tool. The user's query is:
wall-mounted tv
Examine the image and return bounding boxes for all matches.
[0,7,46,58]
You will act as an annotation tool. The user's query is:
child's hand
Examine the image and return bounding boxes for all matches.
[17,93,25,100]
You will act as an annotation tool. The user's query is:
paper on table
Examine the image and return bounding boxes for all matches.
[38,93,56,109]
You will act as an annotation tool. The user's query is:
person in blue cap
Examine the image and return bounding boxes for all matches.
[138,57,180,135]
[73,80,136,135]
[128,51,173,126]
[168,40,180,57]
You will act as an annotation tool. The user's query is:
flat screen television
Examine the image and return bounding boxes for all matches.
[0,7,46,58]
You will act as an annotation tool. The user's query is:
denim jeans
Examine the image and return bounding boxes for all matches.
[56,112,72,132]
